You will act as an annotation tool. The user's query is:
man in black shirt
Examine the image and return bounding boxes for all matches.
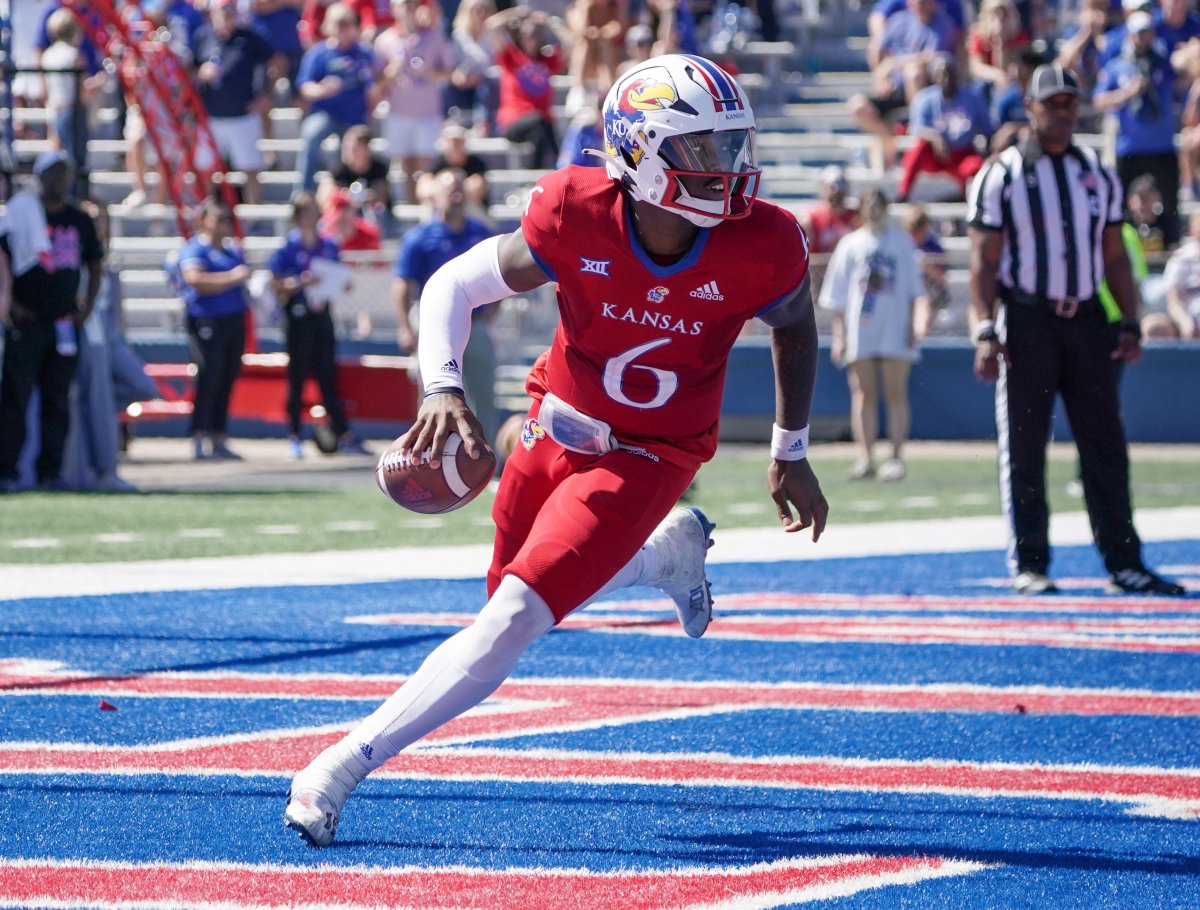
[193,0,275,204]
[319,125,392,227]
[0,151,103,491]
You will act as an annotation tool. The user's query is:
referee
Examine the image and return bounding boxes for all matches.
[966,64,1184,597]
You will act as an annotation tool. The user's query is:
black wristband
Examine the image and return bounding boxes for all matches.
[1119,320,1142,340]
[423,385,466,400]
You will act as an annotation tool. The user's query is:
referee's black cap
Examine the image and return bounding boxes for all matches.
[1027,64,1080,102]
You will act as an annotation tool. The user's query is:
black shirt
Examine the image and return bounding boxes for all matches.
[331,157,392,206]
[2,202,102,321]
[193,26,274,118]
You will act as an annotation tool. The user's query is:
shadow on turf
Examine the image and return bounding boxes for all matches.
[0,630,448,692]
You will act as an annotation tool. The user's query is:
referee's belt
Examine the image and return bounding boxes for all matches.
[1001,288,1096,318]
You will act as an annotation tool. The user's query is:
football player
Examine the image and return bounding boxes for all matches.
[285,53,829,846]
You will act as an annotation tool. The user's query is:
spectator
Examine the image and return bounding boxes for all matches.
[62,200,149,493]
[1175,50,1200,197]
[1054,0,1119,99]
[1099,0,1158,69]
[563,0,628,118]
[302,0,395,45]
[617,22,656,75]
[488,6,564,169]
[374,0,457,204]
[392,169,500,441]
[322,188,383,252]
[0,151,102,493]
[419,121,491,213]
[896,52,991,202]
[27,2,104,113]
[802,165,860,263]
[1126,173,1168,256]
[294,3,377,194]
[633,0,701,60]
[965,0,1030,97]
[41,7,106,178]
[903,203,948,336]
[1158,0,1200,57]
[177,199,252,461]
[119,0,195,208]
[318,125,393,226]
[251,0,308,90]
[444,0,499,134]
[1154,209,1200,338]
[193,0,276,205]
[556,96,605,169]
[991,46,1044,151]
[269,192,369,458]
[849,0,961,170]
[1095,12,1184,247]
[819,189,927,482]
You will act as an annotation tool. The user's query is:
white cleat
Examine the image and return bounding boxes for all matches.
[283,758,359,847]
[649,507,716,638]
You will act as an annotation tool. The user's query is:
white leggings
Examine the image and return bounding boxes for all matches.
[344,549,654,774]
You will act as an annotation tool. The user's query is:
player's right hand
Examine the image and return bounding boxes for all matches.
[398,392,490,469]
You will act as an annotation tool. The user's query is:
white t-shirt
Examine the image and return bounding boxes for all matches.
[42,40,80,112]
[1163,240,1200,319]
[818,222,924,363]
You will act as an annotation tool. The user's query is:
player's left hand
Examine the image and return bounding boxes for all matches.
[398,392,490,469]
[767,458,829,542]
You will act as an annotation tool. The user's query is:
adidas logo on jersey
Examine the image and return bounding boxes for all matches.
[690,281,725,301]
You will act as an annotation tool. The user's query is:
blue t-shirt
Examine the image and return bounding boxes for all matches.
[1096,53,1178,156]
[556,121,604,169]
[193,26,275,118]
[394,217,495,290]
[872,0,965,29]
[1154,9,1200,52]
[993,81,1027,126]
[252,6,303,55]
[178,236,249,318]
[296,41,376,124]
[879,11,959,88]
[268,229,341,307]
[909,84,992,151]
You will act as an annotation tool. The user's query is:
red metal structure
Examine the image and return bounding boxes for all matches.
[61,0,239,236]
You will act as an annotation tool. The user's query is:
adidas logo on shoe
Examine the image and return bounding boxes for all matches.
[690,281,725,301]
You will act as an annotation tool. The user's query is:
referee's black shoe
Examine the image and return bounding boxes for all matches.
[1107,568,1186,596]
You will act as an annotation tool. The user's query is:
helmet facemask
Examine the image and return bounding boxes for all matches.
[657,128,760,226]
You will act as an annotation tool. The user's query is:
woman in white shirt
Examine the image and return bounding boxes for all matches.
[819,189,928,481]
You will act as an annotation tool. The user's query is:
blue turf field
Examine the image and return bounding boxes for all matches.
[1,540,1198,908]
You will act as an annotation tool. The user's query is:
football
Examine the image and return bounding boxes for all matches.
[375,431,496,514]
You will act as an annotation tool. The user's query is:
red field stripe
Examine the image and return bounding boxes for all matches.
[4,665,1200,718]
[2,734,1197,815]
[0,855,984,909]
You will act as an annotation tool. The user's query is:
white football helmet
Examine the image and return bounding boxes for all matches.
[599,54,760,228]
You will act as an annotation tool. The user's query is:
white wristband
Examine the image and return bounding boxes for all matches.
[771,424,810,461]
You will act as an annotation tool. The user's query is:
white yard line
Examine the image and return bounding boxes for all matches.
[1,507,1198,602]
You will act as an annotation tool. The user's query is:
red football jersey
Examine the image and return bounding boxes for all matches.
[521,166,810,468]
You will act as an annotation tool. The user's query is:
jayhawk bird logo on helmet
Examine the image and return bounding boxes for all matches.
[598,54,760,228]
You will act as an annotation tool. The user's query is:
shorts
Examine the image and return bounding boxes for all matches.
[208,113,266,171]
[382,114,443,158]
[488,402,696,621]
[868,86,909,120]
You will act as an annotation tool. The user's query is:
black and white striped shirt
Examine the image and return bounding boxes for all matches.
[967,140,1124,302]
